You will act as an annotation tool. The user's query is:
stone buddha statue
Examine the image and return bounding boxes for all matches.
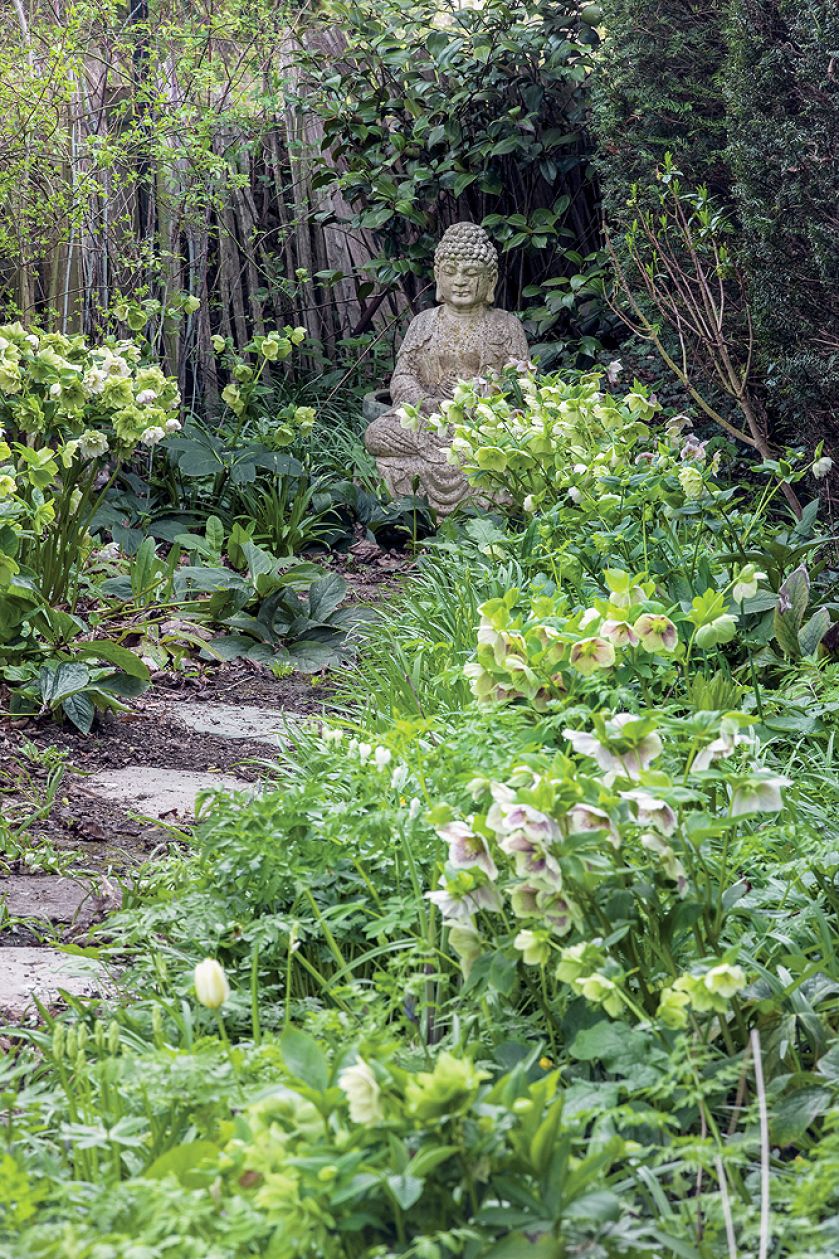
[364,221,529,514]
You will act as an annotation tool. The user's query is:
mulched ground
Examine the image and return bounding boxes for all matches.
[0,544,412,888]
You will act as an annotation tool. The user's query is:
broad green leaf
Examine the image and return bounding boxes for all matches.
[279,1027,329,1091]
[799,606,830,656]
[143,1141,220,1185]
[72,641,150,681]
[62,691,95,734]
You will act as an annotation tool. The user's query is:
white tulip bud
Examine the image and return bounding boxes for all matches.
[194,958,230,1009]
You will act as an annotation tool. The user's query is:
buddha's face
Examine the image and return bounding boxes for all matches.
[435,258,494,311]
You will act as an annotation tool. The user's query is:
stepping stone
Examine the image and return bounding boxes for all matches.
[0,946,108,1017]
[170,702,289,746]
[83,766,250,820]
[0,875,120,932]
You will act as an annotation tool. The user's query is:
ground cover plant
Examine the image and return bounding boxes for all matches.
[2,364,838,1257]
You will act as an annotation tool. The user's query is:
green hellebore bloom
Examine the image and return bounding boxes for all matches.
[695,614,737,649]
[475,446,508,473]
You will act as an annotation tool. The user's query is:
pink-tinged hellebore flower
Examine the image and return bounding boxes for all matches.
[691,722,753,773]
[564,713,663,781]
[426,881,502,924]
[601,618,639,648]
[566,803,620,848]
[487,800,560,846]
[621,789,677,836]
[437,820,498,880]
[499,830,562,885]
[633,613,678,654]
[569,636,616,676]
[729,771,791,817]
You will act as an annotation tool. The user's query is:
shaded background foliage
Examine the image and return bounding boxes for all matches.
[0,0,604,412]
[593,0,839,467]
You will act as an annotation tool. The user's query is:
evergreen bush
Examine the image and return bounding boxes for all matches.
[726,0,839,456]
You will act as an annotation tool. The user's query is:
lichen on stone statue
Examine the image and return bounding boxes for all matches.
[364,222,529,514]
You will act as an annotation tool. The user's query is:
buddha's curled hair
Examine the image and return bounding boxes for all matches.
[434,222,498,304]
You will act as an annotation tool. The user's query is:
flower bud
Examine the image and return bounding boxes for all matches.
[194,958,230,1010]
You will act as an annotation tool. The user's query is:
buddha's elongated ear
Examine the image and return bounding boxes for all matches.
[434,264,443,303]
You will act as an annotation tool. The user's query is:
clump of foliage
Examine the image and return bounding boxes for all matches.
[4,365,838,1255]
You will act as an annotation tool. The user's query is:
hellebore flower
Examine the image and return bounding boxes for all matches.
[514,929,550,966]
[657,985,691,1029]
[338,1060,384,1125]
[732,564,767,603]
[601,618,639,648]
[566,803,620,848]
[729,771,791,816]
[691,720,753,773]
[621,789,676,835]
[437,820,498,880]
[703,962,747,1000]
[448,924,483,977]
[633,613,678,653]
[426,881,502,924]
[695,615,737,649]
[569,636,616,676]
[194,959,230,1010]
[564,713,663,781]
[812,456,833,480]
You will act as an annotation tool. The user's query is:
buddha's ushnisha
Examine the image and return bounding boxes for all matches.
[364,222,528,514]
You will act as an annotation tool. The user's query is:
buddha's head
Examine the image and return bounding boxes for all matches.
[434,222,498,312]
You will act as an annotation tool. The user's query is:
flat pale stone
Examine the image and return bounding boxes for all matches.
[0,875,119,928]
[0,946,107,1015]
[170,702,288,745]
[84,766,250,819]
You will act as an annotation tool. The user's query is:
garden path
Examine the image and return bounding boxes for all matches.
[0,549,406,1019]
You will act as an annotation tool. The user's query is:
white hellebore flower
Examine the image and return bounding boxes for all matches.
[165,418,182,433]
[729,770,791,816]
[194,958,230,1009]
[136,389,157,405]
[140,426,166,446]
[812,456,833,480]
[373,746,392,770]
[338,1059,385,1125]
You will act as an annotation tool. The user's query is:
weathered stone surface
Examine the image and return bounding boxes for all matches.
[84,766,250,819]
[0,946,108,1016]
[0,875,120,931]
[364,222,528,514]
[170,702,287,745]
